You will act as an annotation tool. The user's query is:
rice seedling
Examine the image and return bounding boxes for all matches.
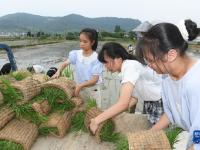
[86,97,97,110]
[71,111,87,132]
[114,134,129,150]
[0,79,22,105]
[165,125,183,149]
[38,127,58,136]
[11,70,32,81]
[0,140,24,150]
[12,103,48,126]
[99,120,119,143]
[61,66,74,80]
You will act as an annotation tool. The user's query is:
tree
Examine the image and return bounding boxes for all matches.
[114,25,121,33]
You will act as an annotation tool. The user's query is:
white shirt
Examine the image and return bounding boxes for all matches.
[120,60,162,101]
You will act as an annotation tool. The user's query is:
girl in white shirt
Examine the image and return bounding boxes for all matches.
[89,42,162,134]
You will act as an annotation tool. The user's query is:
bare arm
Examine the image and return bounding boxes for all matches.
[151,113,171,131]
[90,82,134,134]
[74,75,99,96]
[51,60,70,78]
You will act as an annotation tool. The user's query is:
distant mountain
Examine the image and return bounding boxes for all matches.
[0,13,141,33]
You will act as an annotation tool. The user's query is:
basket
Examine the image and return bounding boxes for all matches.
[0,119,38,150]
[127,130,171,150]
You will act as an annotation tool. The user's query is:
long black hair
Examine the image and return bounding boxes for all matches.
[136,23,188,64]
[98,42,137,63]
[80,28,98,51]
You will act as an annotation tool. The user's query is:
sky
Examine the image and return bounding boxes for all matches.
[0,0,199,25]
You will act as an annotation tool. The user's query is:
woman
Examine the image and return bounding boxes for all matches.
[136,23,200,150]
[89,42,162,133]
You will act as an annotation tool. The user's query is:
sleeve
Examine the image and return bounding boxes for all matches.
[186,87,200,149]
[68,50,77,65]
[91,59,103,75]
[121,61,142,85]
[161,81,175,124]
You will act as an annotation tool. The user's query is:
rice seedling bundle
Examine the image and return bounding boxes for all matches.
[11,70,32,81]
[127,130,171,150]
[0,140,24,150]
[32,99,51,115]
[31,74,49,84]
[84,107,116,143]
[0,106,15,130]
[0,119,38,150]
[39,111,72,137]
[71,111,87,132]
[114,134,129,150]
[11,77,41,102]
[42,77,76,99]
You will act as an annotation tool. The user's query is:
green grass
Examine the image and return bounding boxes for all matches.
[0,140,24,150]
[71,111,87,132]
[165,126,183,149]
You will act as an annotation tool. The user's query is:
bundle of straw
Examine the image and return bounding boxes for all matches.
[127,130,171,150]
[31,74,49,84]
[0,119,38,150]
[85,107,115,143]
[42,77,75,99]
[32,100,51,115]
[39,111,72,137]
[0,106,15,130]
[11,77,41,102]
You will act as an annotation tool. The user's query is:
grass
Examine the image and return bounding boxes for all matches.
[71,111,87,132]
[0,140,24,150]
[38,127,58,136]
[165,126,183,149]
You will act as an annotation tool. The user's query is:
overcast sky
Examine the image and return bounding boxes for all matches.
[0,0,199,24]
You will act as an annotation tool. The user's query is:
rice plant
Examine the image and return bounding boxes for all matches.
[114,134,129,150]
[71,111,87,132]
[0,140,24,150]
[86,97,97,110]
[61,66,74,80]
[0,79,22,105]
[38,127,58,136]
[11,70,32,81]
[12,103,48,126]
[165,125,183,149]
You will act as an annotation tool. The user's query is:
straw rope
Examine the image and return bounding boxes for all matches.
[31,74,49,84]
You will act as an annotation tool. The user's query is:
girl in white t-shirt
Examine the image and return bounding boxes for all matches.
[89,42,163,134]
[52,28,103,106]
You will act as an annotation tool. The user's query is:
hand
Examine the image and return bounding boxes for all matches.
[51,70,60,79]
[89,118,99,135]
[74,84,82,96]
